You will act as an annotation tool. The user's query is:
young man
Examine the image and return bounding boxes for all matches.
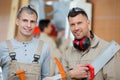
[62,7,120,80]
[0,5,50,80]
[38,19,62,76]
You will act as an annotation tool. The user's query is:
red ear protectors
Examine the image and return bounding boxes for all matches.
[73,31,94,51]
[73,36,90,51]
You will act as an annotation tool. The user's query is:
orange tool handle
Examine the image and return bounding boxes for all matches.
[54,57,66,79]
[15,70,26,80]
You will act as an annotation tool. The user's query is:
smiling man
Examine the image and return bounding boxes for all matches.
[0,5,50,80]
[62,7,120,80]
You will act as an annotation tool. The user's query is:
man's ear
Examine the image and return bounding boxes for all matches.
[87,19,91,30]
[15,18,19,26]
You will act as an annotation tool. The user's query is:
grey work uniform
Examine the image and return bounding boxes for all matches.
[0,38,50,80]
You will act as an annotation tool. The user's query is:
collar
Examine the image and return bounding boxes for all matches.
[12,38,35,45]
[90,35,99,48]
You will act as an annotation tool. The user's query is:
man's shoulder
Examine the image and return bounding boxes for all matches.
[0,40,8,48]
[99,38,108,45]
[0,40,10,54]
[63,46,75,55]
[94,35,109,46]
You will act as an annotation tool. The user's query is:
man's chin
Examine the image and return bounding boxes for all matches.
[23,33,32,37]
[75,36,83,39]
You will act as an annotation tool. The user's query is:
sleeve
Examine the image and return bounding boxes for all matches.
[59,39,70,54]
[62,49,72,80]
[50,38,62,57]
[41,44,51,80]
[103,52,120,80]
[0,42,6,67]
[48,38,62,76]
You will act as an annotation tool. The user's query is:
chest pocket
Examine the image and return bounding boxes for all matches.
[6,40,44,80]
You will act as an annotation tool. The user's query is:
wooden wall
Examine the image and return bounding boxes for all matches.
[0,0,11,42]
[88,0,120,44]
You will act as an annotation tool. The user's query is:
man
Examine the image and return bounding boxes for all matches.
[0,5,50,80]
[38,19,62,76]
[62,7,120,80]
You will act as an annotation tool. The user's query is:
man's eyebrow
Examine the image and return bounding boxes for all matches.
[77,21,82,24]
[30,20,36,22]
[22,19,28,21]
[22,19,36,22]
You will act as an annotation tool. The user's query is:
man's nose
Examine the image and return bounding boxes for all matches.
[74,25,79,30]
[27,22,31,27]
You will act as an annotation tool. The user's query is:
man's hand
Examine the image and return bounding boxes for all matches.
[69,64,89,79]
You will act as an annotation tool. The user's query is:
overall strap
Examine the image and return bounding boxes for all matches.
[33,40,44,63]
[6,40,16,60]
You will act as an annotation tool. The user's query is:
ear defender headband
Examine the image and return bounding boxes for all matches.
[73,31,94,51]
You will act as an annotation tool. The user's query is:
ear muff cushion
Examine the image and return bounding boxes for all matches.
[82,37,90,49]
[73,37,90,51]
[73,39,80,50]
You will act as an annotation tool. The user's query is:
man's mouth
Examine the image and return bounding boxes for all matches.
[75,31,81,36]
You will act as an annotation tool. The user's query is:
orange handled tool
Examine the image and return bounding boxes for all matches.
[15,70,26,80]
[54,57,66,79]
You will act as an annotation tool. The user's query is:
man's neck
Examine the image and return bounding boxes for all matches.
[15,35,33,42]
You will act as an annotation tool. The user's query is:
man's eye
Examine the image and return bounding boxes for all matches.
[70,23,75,27]
[31,20,36,23]
[23,19,28,22]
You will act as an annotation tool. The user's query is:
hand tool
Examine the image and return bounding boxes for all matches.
[83,40,120,80]
[15,70,26,80]
[52,57,66,80]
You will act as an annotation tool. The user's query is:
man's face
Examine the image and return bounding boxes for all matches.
[45,23,52,34]
[16,11,37,37]
[47,24,52,34]
[68,14,90,39]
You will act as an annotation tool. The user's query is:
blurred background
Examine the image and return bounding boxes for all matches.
[0,0,120,44]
